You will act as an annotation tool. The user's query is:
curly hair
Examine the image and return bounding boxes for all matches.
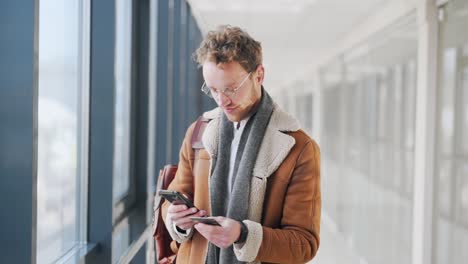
[194,25,262,73]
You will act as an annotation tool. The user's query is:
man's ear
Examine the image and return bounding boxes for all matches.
[255,65,265,84]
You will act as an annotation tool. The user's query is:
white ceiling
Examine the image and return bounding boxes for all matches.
[187,0,388,92]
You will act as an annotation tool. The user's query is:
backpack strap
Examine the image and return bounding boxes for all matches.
[191,116,210,149]
[153,116,210,212]
[153,115,212,263]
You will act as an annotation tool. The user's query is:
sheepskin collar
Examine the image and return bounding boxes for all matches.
[202,104,301,179]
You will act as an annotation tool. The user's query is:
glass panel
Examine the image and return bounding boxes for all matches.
[296,93,313,134]
[456,162,468,224]
[461,48,468,153]
[112,219,130,263]
[345,83,360,167]
[113,0,133,201]
[319,15,417,264]
[438,159,453,217]
[393,64,403,148]
[377,72,388,141]
[402,60,416,197]
[435,217,453,264]
[440,48,457,156]
[36,0,82,263]
[453,223,468,264]
[305,93,313,133]
[391,65,403,192]
[404,150,414,197]
[435,1,468,264]
[404,60,417,151]
[283,92,290,112]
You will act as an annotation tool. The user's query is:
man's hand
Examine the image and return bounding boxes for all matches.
[167,204,206,230]
[194,216,241,248]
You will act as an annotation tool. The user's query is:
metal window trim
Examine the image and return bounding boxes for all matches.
[166,0,175,162]
[112,0,136,208]
[32,0,40,261]
[412,1,439,264]
[78,0,91,245]
[147,0,158,199]
[146,0,159,241]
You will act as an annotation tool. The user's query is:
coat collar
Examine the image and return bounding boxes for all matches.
[202,104,301,179]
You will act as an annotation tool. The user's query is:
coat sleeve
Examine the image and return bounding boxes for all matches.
[256,139,321,263]
[161,122,197,242]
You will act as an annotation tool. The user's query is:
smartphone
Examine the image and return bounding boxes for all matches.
[158,190,196,208]
[190,217,221,226]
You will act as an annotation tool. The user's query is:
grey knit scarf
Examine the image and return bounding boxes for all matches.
[206,88,274,264]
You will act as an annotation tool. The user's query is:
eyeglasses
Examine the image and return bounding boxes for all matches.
[201,72,251,99]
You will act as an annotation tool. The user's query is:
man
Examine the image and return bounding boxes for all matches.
[161,25,321,263]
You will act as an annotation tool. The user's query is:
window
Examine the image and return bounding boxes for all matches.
[113,0,133,202]
[435,1,468,263]
[319,15,417,264]
[295,92,313,134]
[36,0,90,263]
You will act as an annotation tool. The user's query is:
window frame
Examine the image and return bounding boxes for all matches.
[113,0,138,225]
[35,0,92,262]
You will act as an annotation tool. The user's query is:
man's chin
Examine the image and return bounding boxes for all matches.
[223,111,241,122]
[225,114,240,122]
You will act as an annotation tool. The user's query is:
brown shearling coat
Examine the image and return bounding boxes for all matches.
[162,105,321,264]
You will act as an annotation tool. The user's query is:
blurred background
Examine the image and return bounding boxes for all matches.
[1,0,467,263]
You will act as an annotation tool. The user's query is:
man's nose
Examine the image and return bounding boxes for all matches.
[218,92,231,106]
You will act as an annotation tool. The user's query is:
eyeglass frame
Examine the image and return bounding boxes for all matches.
[201,72,252,99]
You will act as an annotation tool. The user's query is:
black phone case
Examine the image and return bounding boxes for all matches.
[190,217,221,226]
[158,190,195,208]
